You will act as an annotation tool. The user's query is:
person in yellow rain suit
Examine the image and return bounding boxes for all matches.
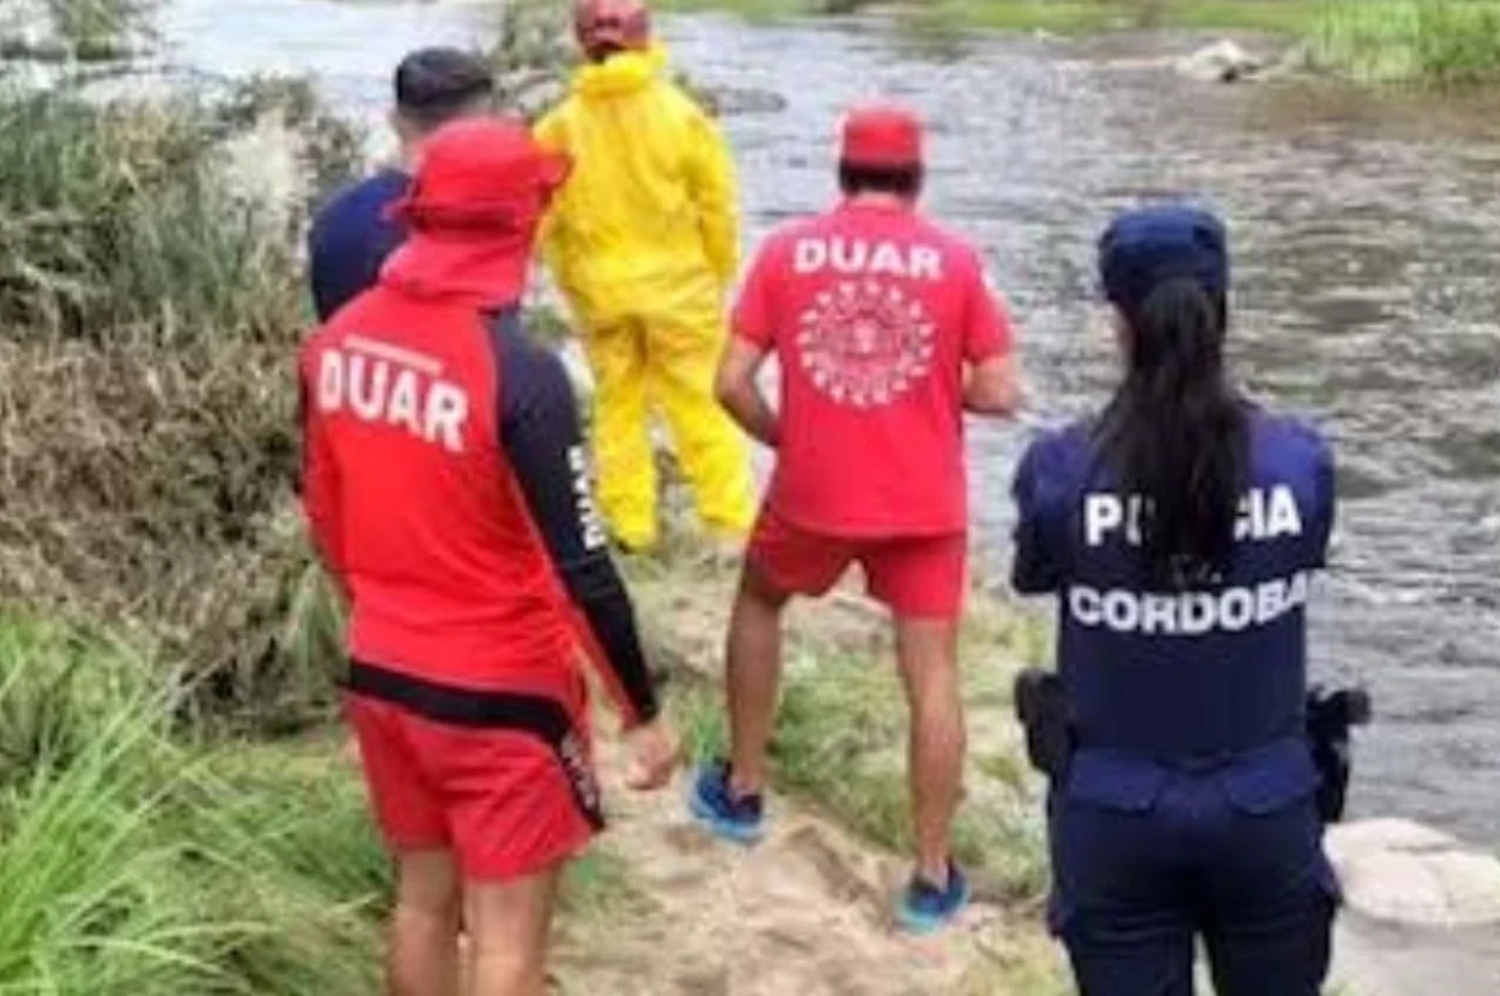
[535,0,755,553]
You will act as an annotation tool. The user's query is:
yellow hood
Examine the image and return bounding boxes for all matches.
[571,44,669,99]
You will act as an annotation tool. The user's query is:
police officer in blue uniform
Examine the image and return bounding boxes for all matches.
[1010,205,1342,995]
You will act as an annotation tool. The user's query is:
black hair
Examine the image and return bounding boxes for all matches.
[394,48,496,134]
[1094,277,1248,586]
[838,161,923,199]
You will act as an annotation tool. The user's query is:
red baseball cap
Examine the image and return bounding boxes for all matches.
[840,103,924,169]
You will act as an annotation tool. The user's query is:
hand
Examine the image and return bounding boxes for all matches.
[623,717,679,792]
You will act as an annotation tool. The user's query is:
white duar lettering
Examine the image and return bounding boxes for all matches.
[385,368,422,434]
[347,354,389,421]
[910,246,943,281]
[424,383,468,453]
[868,241,906,276]
[793,238,827,274]
[317,349,344,411]
[830,236,868,274]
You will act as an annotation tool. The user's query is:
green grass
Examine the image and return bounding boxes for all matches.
[0,612,648,992]
[665,0,1500,85]
[661,0,1329,33]
[0,615,386,994]
[1310,0,1500,85]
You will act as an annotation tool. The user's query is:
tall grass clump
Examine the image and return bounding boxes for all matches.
[0,77,361,729]
[0,615,386,994]
[1312,0,1500,85]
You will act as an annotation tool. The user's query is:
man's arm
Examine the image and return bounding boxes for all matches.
[296,355,348,598]
[682,101,740,289]
[965,353,1023,415]
[715,335,778,448]
[961,253,1023,415]
[491,313,662,729]
[1010,439,1064,595]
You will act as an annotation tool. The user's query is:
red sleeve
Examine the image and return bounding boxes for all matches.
[963,249,1014,362]
[298,343,346,586]
[730,237,782,349]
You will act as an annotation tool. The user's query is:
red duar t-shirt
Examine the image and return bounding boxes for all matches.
[733,200,1013,537]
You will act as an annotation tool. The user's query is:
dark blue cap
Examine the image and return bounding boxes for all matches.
[1098,204,1228,313]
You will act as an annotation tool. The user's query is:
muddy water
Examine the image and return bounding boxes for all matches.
[158,4,1499,845]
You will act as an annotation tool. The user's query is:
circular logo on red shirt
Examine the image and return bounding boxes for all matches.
[796,279,936,408]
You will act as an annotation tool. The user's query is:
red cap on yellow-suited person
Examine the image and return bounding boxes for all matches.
[840,102,925,170]
[574,0,653,61]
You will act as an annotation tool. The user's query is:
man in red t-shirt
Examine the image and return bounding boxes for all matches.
[688,103,1020,933]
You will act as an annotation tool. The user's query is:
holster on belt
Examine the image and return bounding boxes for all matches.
[1305,685,1373,824]
[1014,668,1073,780]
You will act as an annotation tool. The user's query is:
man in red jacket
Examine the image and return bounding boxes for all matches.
[690,104,1021,934]
[299,118,676,996]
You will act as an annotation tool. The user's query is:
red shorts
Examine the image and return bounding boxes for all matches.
[343,661,601,882]
[747,506,968,619]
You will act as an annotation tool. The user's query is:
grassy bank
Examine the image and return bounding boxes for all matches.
[664,0,1500,84]
[0,74,365,729]
[661,0,1326,33]
[1310,0,1500,85]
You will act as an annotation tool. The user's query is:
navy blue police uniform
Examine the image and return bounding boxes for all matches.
[1010,207,1342,996]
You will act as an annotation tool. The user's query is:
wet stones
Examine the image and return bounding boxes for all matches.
[1175,40,1264,83]
[1326,819,1500,928]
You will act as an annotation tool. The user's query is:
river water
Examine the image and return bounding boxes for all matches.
[155,1,1499,845]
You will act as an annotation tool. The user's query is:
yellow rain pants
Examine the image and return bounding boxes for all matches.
[535,45,754,551]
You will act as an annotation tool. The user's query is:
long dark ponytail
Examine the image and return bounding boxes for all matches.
[1095,277,1249,586]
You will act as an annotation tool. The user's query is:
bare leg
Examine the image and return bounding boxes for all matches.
[464,864,565,996]
[388,849,462,996]
[894,617,965,885]
[726,562,791,797]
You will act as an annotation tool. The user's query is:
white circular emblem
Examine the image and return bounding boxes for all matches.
[796,279,936,408]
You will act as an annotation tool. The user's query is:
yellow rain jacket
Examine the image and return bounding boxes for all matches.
[536,45,753,550]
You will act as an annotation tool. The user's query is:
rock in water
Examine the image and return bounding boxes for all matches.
[1326,819,1500,928]
[698,86,788,117]
[1175,40,1262,83]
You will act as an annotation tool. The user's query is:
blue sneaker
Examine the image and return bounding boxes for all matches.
[688,760,764,844]
[894,862,971,934]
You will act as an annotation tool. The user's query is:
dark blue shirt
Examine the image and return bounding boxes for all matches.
[1011,410,1335,760]
[307,169,411,322]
